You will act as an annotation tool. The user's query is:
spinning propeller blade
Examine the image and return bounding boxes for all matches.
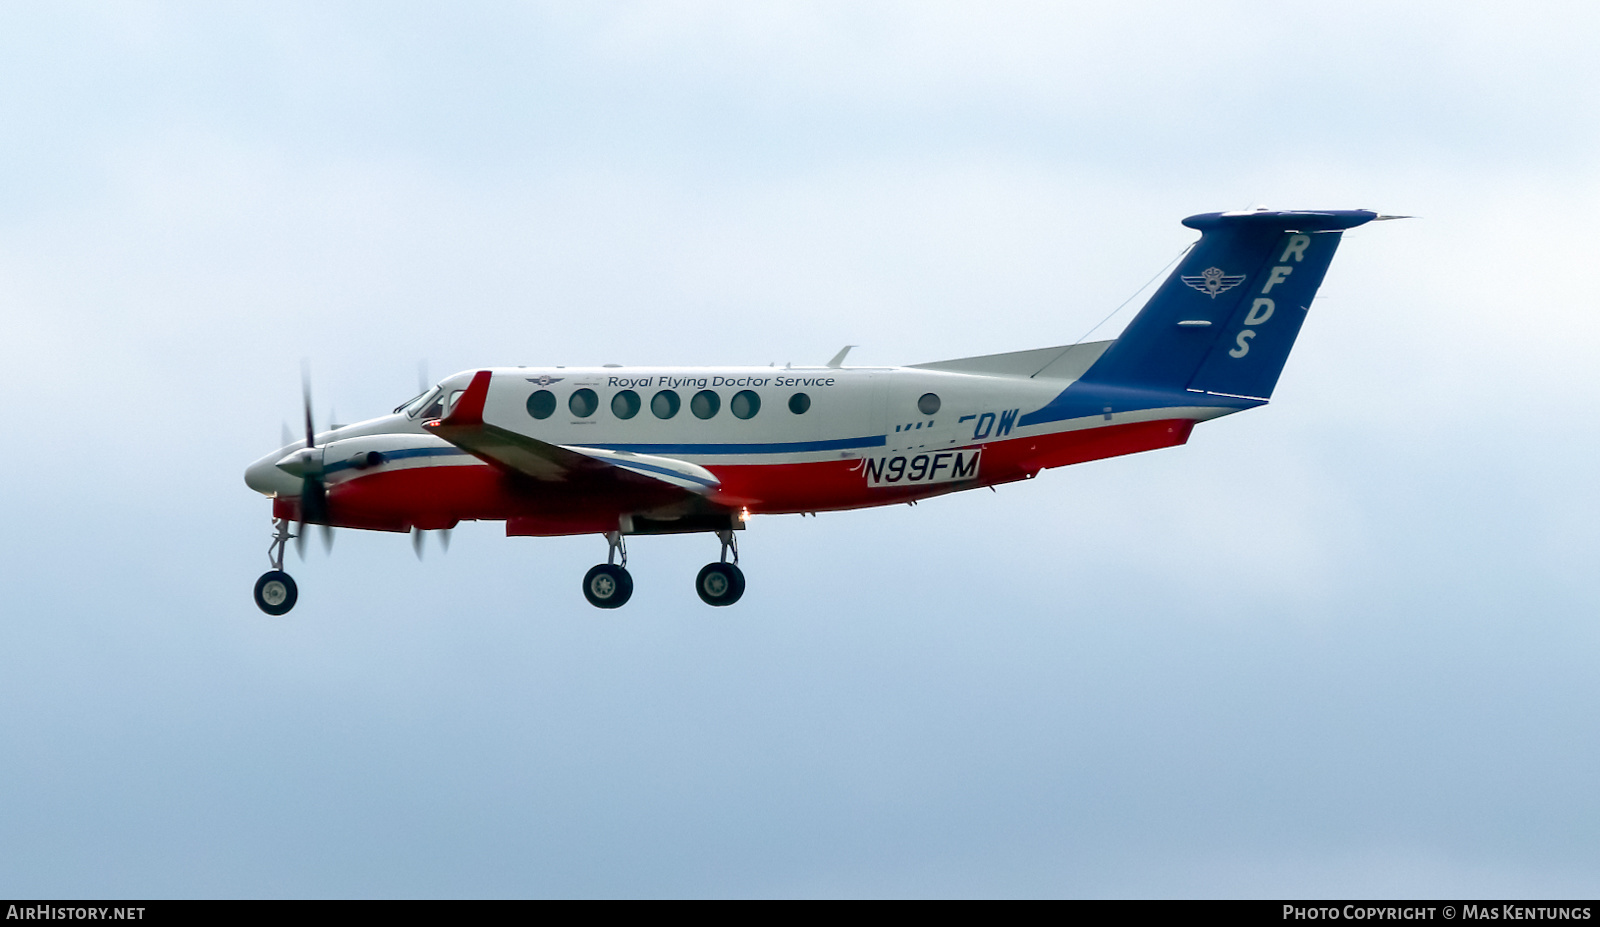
[297,365,335,555]
[303,365,315,449]
[410,526,448,558]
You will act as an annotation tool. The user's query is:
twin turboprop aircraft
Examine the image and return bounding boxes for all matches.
[244,208,1387,614]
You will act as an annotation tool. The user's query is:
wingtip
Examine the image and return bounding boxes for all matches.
[439,370,492,426]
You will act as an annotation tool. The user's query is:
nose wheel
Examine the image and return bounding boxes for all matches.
[583,531,634,609]
[254,519,299,615]
[695,529,745,607]
[254,570,298,615]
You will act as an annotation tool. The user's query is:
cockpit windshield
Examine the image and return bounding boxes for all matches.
[397,387,440,418]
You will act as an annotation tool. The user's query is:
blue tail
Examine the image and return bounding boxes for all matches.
[1020,209,1376,427]
[1086,209,1377,398]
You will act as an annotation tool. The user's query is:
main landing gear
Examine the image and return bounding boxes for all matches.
[582,532,634,609]
[254,518,299,616]
[580,528,746,609]
[695,530,745,607]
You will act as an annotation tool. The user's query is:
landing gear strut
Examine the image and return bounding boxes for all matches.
[582,531,634,609]
[695,529,745,607]
[579,525,748,608]
[254,518,299,615]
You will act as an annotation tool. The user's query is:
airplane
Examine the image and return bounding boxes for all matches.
[244,207,1389,614]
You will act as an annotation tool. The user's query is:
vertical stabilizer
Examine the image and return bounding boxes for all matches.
[1081,209,1377,400]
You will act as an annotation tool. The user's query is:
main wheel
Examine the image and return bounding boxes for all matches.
[695,562,746,607]
[254,570,298,616]
[582,564,634,609]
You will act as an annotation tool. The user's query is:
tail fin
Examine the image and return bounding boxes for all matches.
[1081,209,1376,401]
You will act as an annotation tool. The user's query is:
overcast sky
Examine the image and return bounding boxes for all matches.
[3,1,1599,898]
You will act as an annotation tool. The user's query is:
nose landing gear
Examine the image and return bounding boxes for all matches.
[254,518,299,615]
[694,529,745,607]
[582,531,634,609]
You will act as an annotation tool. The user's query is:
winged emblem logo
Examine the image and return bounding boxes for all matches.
[526,375,565,386]
[1180,266,1246,298]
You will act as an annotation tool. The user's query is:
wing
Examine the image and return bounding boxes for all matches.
[423,371,721,496]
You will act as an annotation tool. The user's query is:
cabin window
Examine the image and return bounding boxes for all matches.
[788,392,811,414]
[569,388,599,418]
[420,394,445,420]
[691,390,721,420]
[731,390,760,420]
[445,390,464,415]
[611,390,641,420]
[526,389,556,420]
[917,392,941,415]
[652,389,681,419]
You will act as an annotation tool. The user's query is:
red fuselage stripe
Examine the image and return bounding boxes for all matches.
[276,418,1195,533]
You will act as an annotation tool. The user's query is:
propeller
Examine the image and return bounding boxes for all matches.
[411,526,453,560]
[296,365,334,557]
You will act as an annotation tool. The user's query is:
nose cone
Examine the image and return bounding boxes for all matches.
[245,447,302,496]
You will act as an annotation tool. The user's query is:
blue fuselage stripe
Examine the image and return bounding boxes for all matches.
[323,446,464,475]
[324,436,887,479]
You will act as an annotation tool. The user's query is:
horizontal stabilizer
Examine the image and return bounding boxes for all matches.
[910,340,1113,380]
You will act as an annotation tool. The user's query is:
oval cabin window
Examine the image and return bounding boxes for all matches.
[611,390,641,420]
[731,390,760,420]
[526,390,556,420]
[569,388,599,418]
[651,390,681,419]
[691,390,721,420]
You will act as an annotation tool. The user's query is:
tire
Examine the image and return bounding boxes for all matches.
[583,564,634,609]
[254,570,298,616]
[694,562,746,607]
